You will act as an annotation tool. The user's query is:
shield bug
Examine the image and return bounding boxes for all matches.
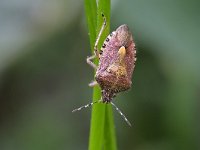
[72,14,136,126]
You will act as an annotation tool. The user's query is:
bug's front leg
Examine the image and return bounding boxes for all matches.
[86,55,98,69]
[86,14,106,70]
[94,14,106,58]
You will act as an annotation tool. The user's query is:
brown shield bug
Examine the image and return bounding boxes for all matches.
[72,14,136,126]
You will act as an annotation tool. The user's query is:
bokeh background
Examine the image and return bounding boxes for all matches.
[0,0,199,150]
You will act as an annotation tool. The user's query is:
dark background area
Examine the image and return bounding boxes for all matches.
[0,0,199,150]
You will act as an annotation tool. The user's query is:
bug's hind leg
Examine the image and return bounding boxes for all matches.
[88,80,98,87]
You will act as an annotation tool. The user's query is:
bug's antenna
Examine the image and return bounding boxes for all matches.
[110,102,132,126]
[72,99,102,113]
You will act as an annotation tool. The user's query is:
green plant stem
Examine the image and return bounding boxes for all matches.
[84,0,117,150]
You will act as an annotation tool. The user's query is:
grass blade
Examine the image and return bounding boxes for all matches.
[84,0,97,50]
[85,0,117,149]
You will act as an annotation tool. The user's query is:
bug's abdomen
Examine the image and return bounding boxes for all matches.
[96,72,132,93]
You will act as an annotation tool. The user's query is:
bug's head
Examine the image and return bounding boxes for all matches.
[115,24,132,47]
[101,89,116,103]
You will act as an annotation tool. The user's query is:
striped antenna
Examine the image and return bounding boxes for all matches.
[111,102,132,126]
[72,99,102,113]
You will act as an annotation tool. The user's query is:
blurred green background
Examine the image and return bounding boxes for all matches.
[0,0,199,150]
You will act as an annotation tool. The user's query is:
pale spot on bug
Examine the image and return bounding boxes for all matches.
[118,46,126,63]
[106,34,112,40]
[112,31,116,35]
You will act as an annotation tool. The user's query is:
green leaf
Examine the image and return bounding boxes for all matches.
[104,105,117,150]
[84,0,117,149]
[84,0,97,50]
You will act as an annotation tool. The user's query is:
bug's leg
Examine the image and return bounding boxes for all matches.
[88,80,98,87]
[86,55,97,69]
[94,13,106,58]
[86,14,106,69]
